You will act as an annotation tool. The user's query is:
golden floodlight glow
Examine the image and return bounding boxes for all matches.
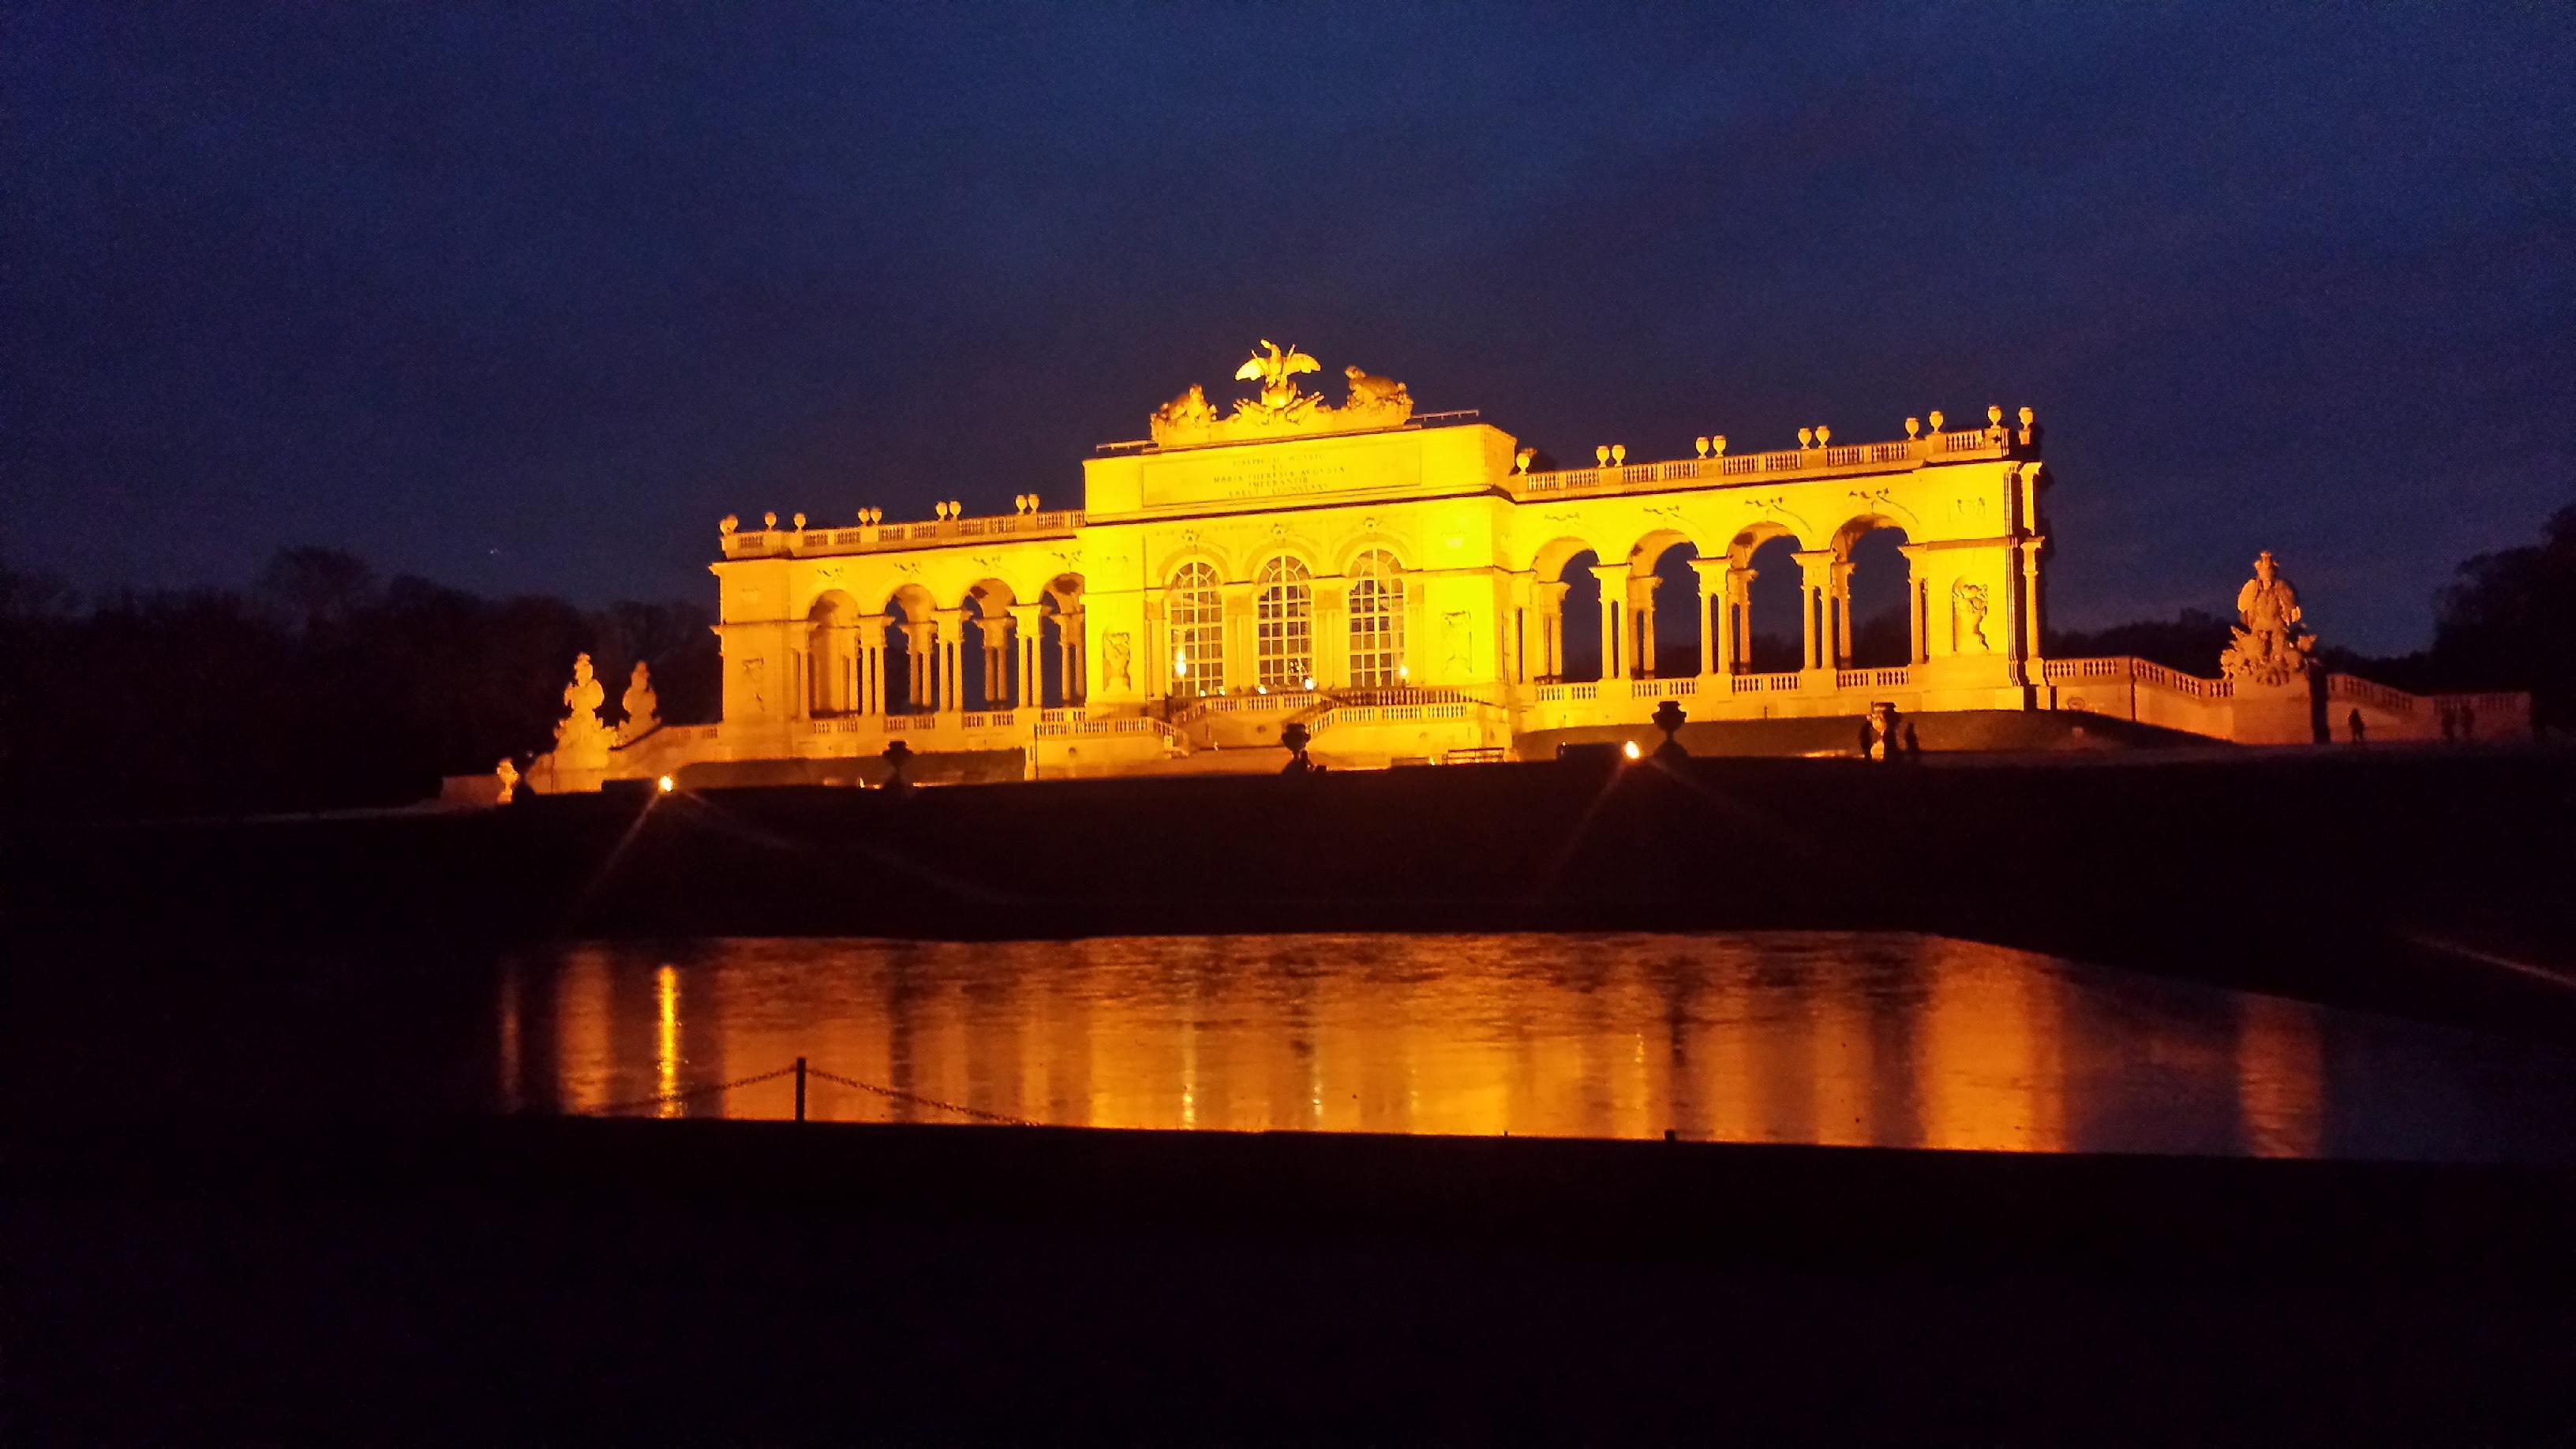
[657,774,676,793]
[1622,740,1642,761]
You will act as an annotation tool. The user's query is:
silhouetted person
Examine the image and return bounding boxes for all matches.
[1902,722,1921,761]
[1859,717,1878,759]
[2346,707,2365,745]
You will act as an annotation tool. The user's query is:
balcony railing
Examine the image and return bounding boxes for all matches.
[1507,428,2011,500]
[721,509,1084,560]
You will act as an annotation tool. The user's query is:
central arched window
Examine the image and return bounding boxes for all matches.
[1346,551,1405,687]
[1255,556,1312,689]
[1168,561,1223,696]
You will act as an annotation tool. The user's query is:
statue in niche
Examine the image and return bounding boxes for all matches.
[1949,580,1990,653]
[2221,550,2317,687]
[1103,631,1133,690]
[616,661,661,744]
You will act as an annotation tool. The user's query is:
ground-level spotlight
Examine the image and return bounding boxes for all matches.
[1621,740,1642,762]
[657,774,676,793]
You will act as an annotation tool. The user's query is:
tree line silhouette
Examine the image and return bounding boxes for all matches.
[2,504,2567,818]
[0,547,717,818]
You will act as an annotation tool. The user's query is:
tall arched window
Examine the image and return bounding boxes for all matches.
[1255,556,1312,689]
[1346,551,1405,687]
[1168,561,1223,697]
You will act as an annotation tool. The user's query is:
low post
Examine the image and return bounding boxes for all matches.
[794,1056,807,1121]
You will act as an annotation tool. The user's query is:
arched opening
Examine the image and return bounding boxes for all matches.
[1555,549,1604,681]
[1631,533,1702,680]
[1346,550,1405,688]
[1040,574,1084,707]
[1841,520,1915,669]
[1737,532,1805,675]
[1167,561,1223,698]
[804,591,861,715]
[882,583,937,713]
[962,579,1015,709]
[1255,555,1313,690]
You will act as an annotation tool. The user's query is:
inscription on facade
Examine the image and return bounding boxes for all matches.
[1140,436,1422,511]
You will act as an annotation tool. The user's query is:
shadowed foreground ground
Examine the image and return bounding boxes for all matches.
[6,1117,2570,1443]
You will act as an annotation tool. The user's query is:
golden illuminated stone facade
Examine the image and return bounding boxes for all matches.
[526,346,2527,790]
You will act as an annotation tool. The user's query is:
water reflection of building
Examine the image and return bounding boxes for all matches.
[514,935,2343,1157]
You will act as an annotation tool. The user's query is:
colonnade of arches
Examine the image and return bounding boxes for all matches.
[1523,518,1922,683]
[792,574,1087,717]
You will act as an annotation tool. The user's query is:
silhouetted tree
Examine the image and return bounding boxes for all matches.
[2430,502,2576,728]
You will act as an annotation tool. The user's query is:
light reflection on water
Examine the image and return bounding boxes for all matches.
[496,932,2576,1161]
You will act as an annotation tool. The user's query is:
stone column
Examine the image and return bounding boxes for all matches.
[2017,537,2046,682]
[854,616,889,716]
[1687,559,1726,676]
[1831,560,1856,669]
[1588,562,1628,682]
[975,616,1013,706]
[1535,581,1569,680]
[1060,608,1086,703]
[1793,550,1837,673]
[1627,573,1663,680]
[1724,567,1756,675]
[1142,598,1166,698]
[1896,545,1930,665]
[900,621,934,710]
[933,609,968,713]
[1008,604,1044,709]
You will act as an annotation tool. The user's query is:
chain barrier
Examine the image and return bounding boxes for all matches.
[803,1065,1038,1127]
[583,1064,800,1117]
[576,1060,1038,1126]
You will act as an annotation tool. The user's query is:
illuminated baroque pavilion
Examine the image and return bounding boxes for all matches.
[522,343,2525,792]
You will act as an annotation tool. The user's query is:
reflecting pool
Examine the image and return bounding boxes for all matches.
[492,932,2576,1160]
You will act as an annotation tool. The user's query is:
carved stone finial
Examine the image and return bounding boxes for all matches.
[1905,417,1920,439]
[792,512,806,530]
[719,514,739,535]
[1611,444,1627,466]
[1798,428,1814,449]
[551,653,611,767]
[1815,425,1831,446]
[1694,436,1709,458]
[1515,447,1534,473]
[1711,434,1726,456]
[762,511,777,529]
[1595,445,1612,466]
[493,758,519,805]
[1928,410,1945,433]
[1650,698,1689,762]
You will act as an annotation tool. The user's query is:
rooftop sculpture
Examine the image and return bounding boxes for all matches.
[1151,339,1413,447]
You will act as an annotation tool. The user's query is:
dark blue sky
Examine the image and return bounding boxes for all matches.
[6,3,2569,652]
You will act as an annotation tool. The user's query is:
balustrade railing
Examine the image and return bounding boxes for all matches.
[1508,428,2012,500]
[721,509,1084,560]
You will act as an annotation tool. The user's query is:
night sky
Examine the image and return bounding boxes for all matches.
[8,4,2570,653]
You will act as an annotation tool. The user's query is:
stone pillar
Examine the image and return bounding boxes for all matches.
[1687,559,1726,676]
[1008,604,1044,709]
[2018,537,2046,676]
[1588,562,1628,682]
[1831,560,1856,670]
[933,609,968,713]
[1724,567,1756,675]
[1060,608,1085,702]
[854,616,889,716]
[1534,581,1569,680]
[1896,545,1929,665]
[1142,598,1166,698]
[1793,550,1837,673]
[975,615,1013,706]
[901,622,934,710]
[1628,573,1661,680]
